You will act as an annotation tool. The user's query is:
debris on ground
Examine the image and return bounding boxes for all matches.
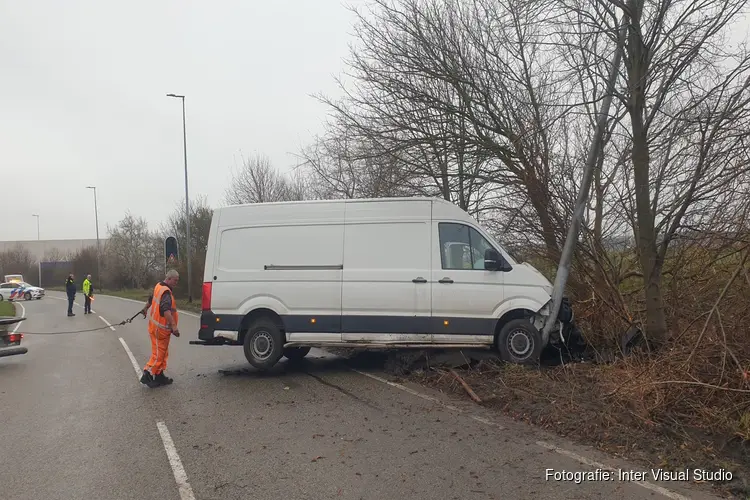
[448,369,482,403]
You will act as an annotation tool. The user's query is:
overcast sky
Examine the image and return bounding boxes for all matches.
[2,2,747,243]
[1,0,359,241]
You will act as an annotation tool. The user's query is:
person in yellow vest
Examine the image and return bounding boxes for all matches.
[139,269,181,388]
[82,275,93,314]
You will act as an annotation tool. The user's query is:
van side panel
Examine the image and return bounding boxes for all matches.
[340,200,432,341]
[209,202,345,339]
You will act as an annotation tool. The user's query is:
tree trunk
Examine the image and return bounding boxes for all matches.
[623,0,669,347]
[630,88,669,347]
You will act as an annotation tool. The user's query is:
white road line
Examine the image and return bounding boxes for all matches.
[536,441,691,499]
[156,421,196,500]
[351,369,464,414]
[99,316,116,331]
[13,302,26,333]
[118,338,142,381]
[470,415,502,427]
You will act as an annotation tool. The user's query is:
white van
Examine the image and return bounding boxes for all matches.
[193,197,577,369]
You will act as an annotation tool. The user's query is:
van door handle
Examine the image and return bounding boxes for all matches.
[412,277,427,283]
[438,277,454,284]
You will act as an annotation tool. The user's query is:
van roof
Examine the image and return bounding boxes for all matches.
[218,196,455,210]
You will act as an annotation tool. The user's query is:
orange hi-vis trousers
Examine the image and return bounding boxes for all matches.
[144,281,178,376]
[144,328,172,375]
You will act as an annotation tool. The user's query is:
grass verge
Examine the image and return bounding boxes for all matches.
[0,300,16,316]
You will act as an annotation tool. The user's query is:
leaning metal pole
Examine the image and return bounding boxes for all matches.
[181,98,193,303]
[542,20,626,341]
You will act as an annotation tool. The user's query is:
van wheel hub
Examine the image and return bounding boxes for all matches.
[251,331,274,359]
[508,329,532,358]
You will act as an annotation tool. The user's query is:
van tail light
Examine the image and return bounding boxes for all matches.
[201,282,213,311]
[7,333,22,343]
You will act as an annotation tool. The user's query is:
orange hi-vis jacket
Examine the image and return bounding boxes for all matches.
[148,282,179,336]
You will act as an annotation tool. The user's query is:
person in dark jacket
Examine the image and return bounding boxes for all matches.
[65,273,76,317]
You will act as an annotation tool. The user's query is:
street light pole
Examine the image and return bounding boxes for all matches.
[32,214,41,287]
[166,93,193,302]
[32,214,40,240]
[86,186,102,291]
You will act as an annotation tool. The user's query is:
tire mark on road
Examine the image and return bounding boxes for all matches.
[306,372,384,413]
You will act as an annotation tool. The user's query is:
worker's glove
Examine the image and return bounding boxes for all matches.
[172,328,180,338]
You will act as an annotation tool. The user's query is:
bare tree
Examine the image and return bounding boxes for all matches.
[0,245,37,285]
[42,247,67,262]
[105,213,161,289]
[558,0,750,345]
[298,119,417,199]
[160,196,214,298]
[225,152,307,204]
[314,0,598,263]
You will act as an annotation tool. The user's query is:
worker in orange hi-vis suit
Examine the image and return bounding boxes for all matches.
[139,269,181,388]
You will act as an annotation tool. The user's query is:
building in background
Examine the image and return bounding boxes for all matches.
[0,239,106,262]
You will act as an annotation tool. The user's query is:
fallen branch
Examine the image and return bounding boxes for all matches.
[450,369,482,403]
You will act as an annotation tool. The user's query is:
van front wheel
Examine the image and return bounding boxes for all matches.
[496,318,542,365]
[243,319,284,370]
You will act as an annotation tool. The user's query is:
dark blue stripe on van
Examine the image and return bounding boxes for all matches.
[199,313,496,338]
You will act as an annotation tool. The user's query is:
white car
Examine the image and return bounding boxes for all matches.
[0,282,45,301]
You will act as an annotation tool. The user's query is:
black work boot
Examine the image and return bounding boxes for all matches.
[140,370,153,385]
[152,372,174,387]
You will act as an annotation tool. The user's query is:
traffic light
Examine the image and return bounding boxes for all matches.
[165,236,179,269]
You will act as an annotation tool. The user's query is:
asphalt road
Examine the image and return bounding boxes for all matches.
[0,292,725,500]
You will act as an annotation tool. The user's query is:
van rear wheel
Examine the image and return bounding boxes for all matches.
[496,318,542,365]
[283,346,311,362]
[243,318,284,370]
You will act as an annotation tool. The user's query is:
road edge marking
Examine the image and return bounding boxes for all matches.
[118,337,142,381]
[351,369,464,413]
[156,421,196,500]
[13,302,26,333]
[99,316,116,331]
[535,441,692,500]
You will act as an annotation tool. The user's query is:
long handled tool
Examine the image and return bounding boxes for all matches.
[10,309,146,335]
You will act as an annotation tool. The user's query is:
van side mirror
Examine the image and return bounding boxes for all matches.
[484,249,500,271]
[485,248,512,272]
